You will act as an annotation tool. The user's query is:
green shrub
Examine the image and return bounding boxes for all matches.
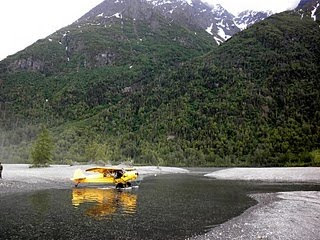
[310,150,320,166]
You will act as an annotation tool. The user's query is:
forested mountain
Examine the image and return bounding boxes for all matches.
[0,0,319,166]
[147,10,320,166]
[0,0,216,163]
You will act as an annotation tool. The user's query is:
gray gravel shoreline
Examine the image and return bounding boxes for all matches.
[191,167,320,240]
[191,191,320,240]
[205,167,320,183]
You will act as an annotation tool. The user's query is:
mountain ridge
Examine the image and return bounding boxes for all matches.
[76,0,273,45]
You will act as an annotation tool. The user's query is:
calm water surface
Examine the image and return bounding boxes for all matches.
[1,174,319,240]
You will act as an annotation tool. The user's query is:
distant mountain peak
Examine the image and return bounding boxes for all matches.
[76,0,239,45]
[74,0,274,46]
[234,10,273,30]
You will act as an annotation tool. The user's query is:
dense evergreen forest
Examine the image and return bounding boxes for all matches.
[0,9,319,166]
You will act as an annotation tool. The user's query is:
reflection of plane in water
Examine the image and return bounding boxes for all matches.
[72,188,137,219]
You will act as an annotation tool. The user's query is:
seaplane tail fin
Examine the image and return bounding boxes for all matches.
[72,169,86,180]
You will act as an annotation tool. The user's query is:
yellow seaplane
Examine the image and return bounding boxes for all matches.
[71,166,139,188]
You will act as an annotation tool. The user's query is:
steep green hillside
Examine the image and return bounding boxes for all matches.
[1,8,319,166]
[0,9,215,163]
[0,15,213,117]
[139,11,320,166]
[78,10,319,167]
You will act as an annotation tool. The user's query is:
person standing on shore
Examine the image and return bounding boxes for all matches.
[0,162,3,179]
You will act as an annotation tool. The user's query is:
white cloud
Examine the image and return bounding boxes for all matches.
[204,0,301,15]
[0,0,103,60]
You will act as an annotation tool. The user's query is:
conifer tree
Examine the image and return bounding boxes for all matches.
[31,126,54,167]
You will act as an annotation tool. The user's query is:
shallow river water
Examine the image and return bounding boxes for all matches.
[0,174,319,240]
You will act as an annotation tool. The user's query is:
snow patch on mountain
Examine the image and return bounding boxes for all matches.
[149,0,173,6]
[214,36,223,45]
[311,2,319,21]
[113,12,122,18]
[217,27,230,40]
[104,12,123,19]
[206,23,214,35]
[185,0,193,6]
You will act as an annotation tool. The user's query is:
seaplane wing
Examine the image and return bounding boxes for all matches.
[85,167,136,174]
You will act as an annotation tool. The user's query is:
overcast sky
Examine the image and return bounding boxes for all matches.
[0,0,300,61]
[0,0,103,61]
